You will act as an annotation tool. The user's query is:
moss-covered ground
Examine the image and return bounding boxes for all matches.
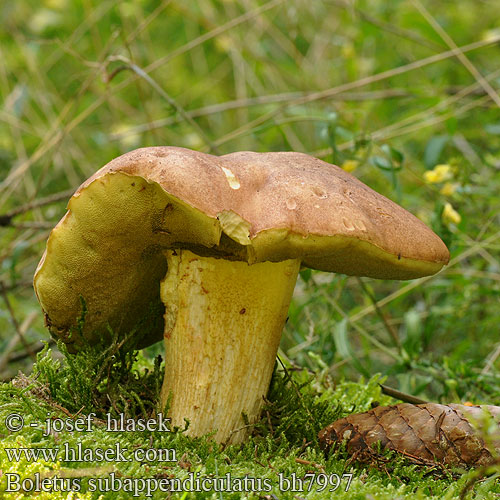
[1,1,500,498]
[0,345,498,500]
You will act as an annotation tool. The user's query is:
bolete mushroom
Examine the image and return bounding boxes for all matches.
[33,147,449,443]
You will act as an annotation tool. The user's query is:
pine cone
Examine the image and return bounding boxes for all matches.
[318,403,500,467]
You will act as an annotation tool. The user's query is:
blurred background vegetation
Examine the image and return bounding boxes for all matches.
[0,0,499,405]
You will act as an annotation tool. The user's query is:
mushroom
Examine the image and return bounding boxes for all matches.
[33,147,449,443]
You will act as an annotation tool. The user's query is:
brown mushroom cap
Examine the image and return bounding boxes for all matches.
[33,146,449,349]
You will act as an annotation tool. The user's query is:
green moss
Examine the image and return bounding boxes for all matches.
[1,348,498,499]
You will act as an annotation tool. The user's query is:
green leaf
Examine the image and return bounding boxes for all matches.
[424,135,448,168]
[333,318,350,359]
[333,319,369,377]
[371,155,391,169]
[299,268,312,283]
[446,116,458,135]
[371,155,402,171]
[485,123,500,135]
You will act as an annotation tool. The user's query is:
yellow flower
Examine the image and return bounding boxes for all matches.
[440,182,459,196]
[215,35,233,52]
[119,2,142,18]
[341,44,355,59]
[43,0,68,9]
[110,123,141,149]
[423,164,453,184]
[29,9,62,33]
[341,159,359,172]
[442,202,461,225]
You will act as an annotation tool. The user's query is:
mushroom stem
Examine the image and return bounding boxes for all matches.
[160,249,300,443]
